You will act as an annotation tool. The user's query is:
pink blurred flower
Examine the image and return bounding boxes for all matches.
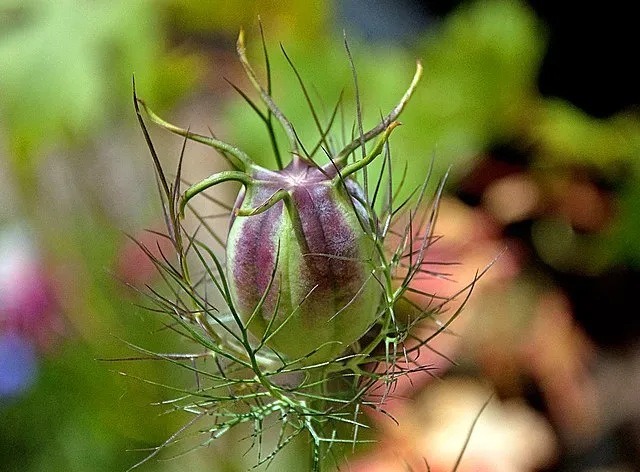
[114,226,175,290]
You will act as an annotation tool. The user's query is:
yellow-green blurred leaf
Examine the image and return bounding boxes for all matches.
[0,0,202,168]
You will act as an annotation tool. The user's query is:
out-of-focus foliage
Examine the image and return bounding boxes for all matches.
[409,0,544,171]
[533,100,640,267]
[164,0,329,38]
[534,100,638,169]
[0,0,201,168]
[0,1,206,470]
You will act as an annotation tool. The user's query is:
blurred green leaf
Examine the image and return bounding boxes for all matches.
[0,0,201,169]
[164,0,330,37]
[532,100,640,269]
[534,99,638,168]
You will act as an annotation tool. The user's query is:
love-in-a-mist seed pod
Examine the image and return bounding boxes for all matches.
[224,153,387,363]
[137,29,422,365]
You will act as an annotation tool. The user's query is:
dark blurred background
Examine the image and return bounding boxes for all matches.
[1,1,639,471]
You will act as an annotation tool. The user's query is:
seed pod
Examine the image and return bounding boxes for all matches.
[226,161,381,363]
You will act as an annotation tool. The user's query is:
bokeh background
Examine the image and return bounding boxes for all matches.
[1,1,639,471]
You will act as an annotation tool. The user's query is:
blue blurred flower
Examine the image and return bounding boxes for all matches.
[0,332,37,398]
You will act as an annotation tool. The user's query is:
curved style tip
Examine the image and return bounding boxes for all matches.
[237,27,246,52]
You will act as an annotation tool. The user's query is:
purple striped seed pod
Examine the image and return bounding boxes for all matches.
[227,161,381,363]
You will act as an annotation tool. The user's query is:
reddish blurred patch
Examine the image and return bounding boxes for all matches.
[114,227,175,289]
